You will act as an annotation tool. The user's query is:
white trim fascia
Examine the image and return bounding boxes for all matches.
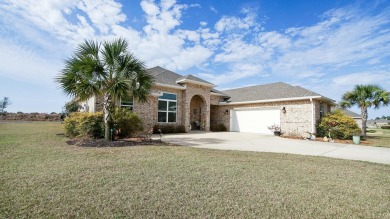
[150,92,163,97]
[310,98,315,133]
[155,82,186,90]
[218,96,332,105]
[176,79,215,87]
[210,92,227,96]
[232,106,280,111]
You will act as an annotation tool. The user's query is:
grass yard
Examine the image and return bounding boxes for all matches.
[366,128,390,148]
[1,122,390,218]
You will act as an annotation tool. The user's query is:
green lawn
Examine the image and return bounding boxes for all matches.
[367,128,390,148]
[1,122,389,218]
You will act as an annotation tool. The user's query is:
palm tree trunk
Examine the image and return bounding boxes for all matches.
[361,106,368,137]
[103,93,112,141]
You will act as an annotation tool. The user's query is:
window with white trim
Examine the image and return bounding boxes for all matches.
[120,96,133,111]
[158,93,177,123]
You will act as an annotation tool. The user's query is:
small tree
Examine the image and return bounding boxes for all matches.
[56,38,153,140]
[317,110,361,140]
[0,97,11,114]
[64,100,81,115]
[340,84,389,137]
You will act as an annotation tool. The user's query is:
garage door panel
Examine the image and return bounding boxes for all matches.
[231,109,280,134]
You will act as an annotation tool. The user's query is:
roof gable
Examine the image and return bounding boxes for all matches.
[147,66,214,88]
[176,74,214,87]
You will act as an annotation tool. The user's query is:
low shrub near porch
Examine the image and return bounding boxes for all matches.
[63,109,144,139]
[211,123,227,132]
[317,110,361,140]
[63,112,105,138]
[112,108,144,138]
[153,124,186,134]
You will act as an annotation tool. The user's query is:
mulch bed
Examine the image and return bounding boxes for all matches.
[66,138,164,147]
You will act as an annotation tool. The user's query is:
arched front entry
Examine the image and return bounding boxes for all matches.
[189,95,206,130]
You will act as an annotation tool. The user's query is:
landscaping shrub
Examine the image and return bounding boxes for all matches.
[317,110,361,140]
[63,112,104,138]
[175,125,186,133]
[381,125,390,129]
[211,123,227,132]
[112,108,144,138]
[153,124,186,134]
[64,100,81,115]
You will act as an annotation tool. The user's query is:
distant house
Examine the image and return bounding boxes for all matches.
[340,109,362,129]
[82,66,335,136]
[367,119,390,128]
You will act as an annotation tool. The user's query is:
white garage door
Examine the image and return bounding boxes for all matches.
[231,108,280,134]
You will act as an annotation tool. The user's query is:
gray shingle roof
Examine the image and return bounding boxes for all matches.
[222,82,325,102]
[146,66,184,87]
[147,66,215,88]
[211,88,230,97]
[332,108,361,118]
[146,67,332,103]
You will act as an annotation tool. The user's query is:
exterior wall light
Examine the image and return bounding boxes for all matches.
[281,107,286,114]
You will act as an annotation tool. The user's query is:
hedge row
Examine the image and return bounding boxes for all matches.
[63,109,144,139]
[1,112,62,121]
[210,124,227,132]
[153,124,186,134]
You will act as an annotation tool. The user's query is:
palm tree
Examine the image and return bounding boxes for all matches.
[340,84,389,137]
[57,38,153,140]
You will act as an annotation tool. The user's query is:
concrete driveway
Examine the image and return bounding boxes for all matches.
[156,132,390,165]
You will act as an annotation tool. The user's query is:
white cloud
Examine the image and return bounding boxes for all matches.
[0,39,63,85]
[198,63,263,85]
[214,38,268,63]
[332,71,390,87]
[141,0,187,35]
[214,9,258,32]
[167,45,213,70]
[1,0,390,89]
[76,0,126,34]
[210,6,217,14]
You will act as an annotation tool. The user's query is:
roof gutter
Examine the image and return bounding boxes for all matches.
[310,97,315,134]
[154,83,186,90]
[211,92,229,96]
[219,96,333,105]
[176,79,215,87]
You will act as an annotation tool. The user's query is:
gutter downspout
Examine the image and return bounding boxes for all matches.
[310,98,315,133]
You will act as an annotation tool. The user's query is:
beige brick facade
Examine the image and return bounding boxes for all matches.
[181,83,211,132]
[85,83,332,137]
[133,83,212,132]
[134,85,184,130]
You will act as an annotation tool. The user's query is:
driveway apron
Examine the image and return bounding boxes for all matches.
[156,132,390,165]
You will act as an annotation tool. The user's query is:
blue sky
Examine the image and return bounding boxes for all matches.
[0,0,389,118]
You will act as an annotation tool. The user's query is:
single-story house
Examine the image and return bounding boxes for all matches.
[83,66,334,136]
